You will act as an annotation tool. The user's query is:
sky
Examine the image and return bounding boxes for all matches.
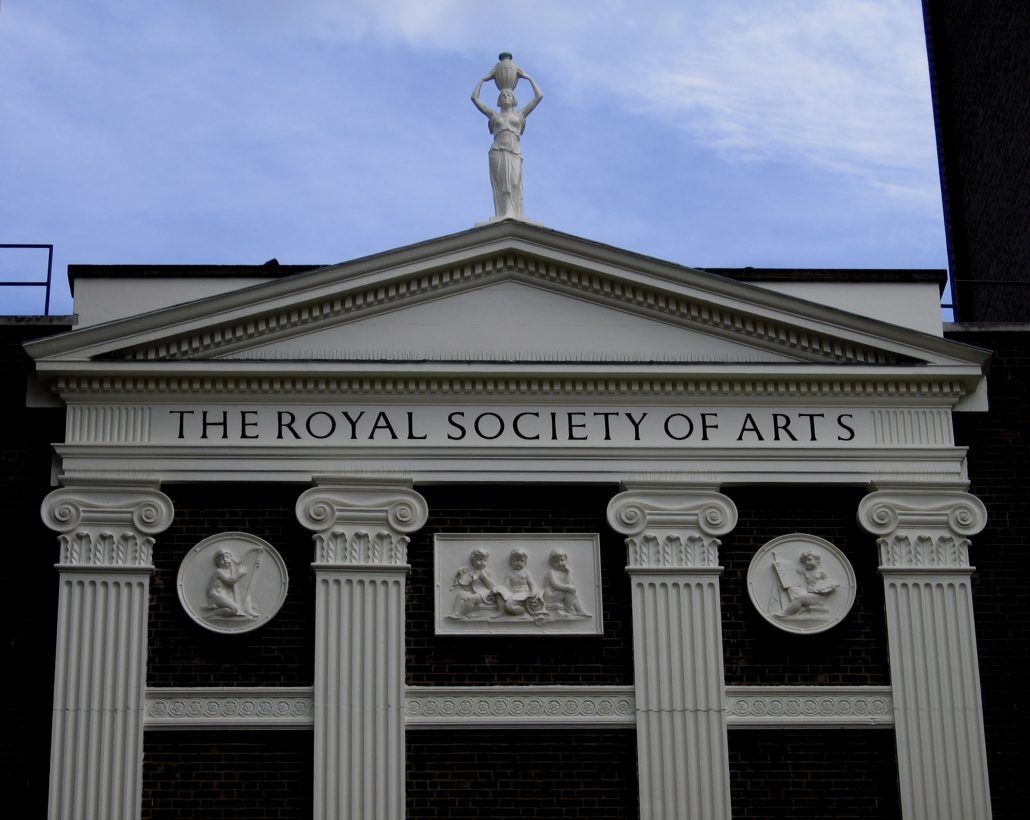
[0,0,948,317]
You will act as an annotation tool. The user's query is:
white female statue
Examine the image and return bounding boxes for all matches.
[471,53,544,220]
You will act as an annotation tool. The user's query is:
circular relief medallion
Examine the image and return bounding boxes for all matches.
[747,533,856,635]
[177,532,288,634]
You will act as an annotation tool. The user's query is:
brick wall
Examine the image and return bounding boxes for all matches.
[947,329,1030,819]
[406,484,632,686]
[406,728,637,819]
[729,728,900,818]
[0,321,71,812]
[721,486,891,685]
[142,731,311,819]
[148,484,316,686]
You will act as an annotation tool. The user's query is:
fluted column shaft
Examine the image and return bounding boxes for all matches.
[858,483,992,820]
[41,481,174,820]
[608,483,737,820]
[297,478,428,820]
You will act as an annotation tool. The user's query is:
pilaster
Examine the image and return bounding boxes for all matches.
[296,477,428,820]
[858,483,991,820]
[607,483,737,820]
[41,480,174,820]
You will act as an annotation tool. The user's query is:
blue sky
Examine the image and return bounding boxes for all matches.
[1,0,947,316]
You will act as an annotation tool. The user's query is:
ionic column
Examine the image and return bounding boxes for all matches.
[858,483,992,820]
[297,478,428,820]
[41,481,174,820]
[608,483,737,820]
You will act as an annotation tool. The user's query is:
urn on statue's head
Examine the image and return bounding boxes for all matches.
[493,52,519,92]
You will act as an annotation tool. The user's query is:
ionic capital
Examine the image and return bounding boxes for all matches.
[296,477,428,567]
[608,483,737,569]
[857,483,987,570]
[41,480,174,569]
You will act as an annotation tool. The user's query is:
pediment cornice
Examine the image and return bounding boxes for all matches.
[45,364,974,407]
[99,249,902,366]
[26,222,989,378]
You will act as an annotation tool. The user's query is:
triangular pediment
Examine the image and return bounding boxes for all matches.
[27,221,988,377]
[216,281,797,364]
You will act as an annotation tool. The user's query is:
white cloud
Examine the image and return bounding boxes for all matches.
[222,0,938,204]
[640,1,938,202]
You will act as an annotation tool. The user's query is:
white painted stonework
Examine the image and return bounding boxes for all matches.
[41,482,173,820]
[26,222,996,820]
[297,478,427,820]
[747,532,857,634]
[609,484,737,820]
[434,533,601,635]
[176,531,288,633]
[859,484,992,820]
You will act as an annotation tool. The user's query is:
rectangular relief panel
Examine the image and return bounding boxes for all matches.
[435,533,603,636]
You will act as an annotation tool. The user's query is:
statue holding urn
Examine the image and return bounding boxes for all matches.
[472,53,544,220]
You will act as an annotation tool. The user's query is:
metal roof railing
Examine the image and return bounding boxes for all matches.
[0,244,55,315]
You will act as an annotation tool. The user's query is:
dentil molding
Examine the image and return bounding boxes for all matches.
[41,481,174,568]
[296,477,428,566]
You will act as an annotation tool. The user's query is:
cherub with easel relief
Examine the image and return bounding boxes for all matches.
[771,549,839,617]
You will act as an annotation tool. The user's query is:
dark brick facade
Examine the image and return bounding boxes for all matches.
[142,731,311,819]
[406,484,633,686]
[0,320,73,814]
[729,728,900,818]
[947,329,1030,820]
[721,486,891,685]
[149,484,316,687]
[406,729,637,819]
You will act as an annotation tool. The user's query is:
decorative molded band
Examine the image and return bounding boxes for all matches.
[876,533,972,570]
[725,686,893,726]
[405,687,635,727]
[312,531,411,567]
[42,482,174,568]
[625,533,722,570]
[145,688,314,729]
[609,485,737,568]
[296,479,428,567]
[143,685,893,729]
[54,531,155,569]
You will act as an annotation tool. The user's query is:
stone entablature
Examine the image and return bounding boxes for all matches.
[76,403,946,449]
